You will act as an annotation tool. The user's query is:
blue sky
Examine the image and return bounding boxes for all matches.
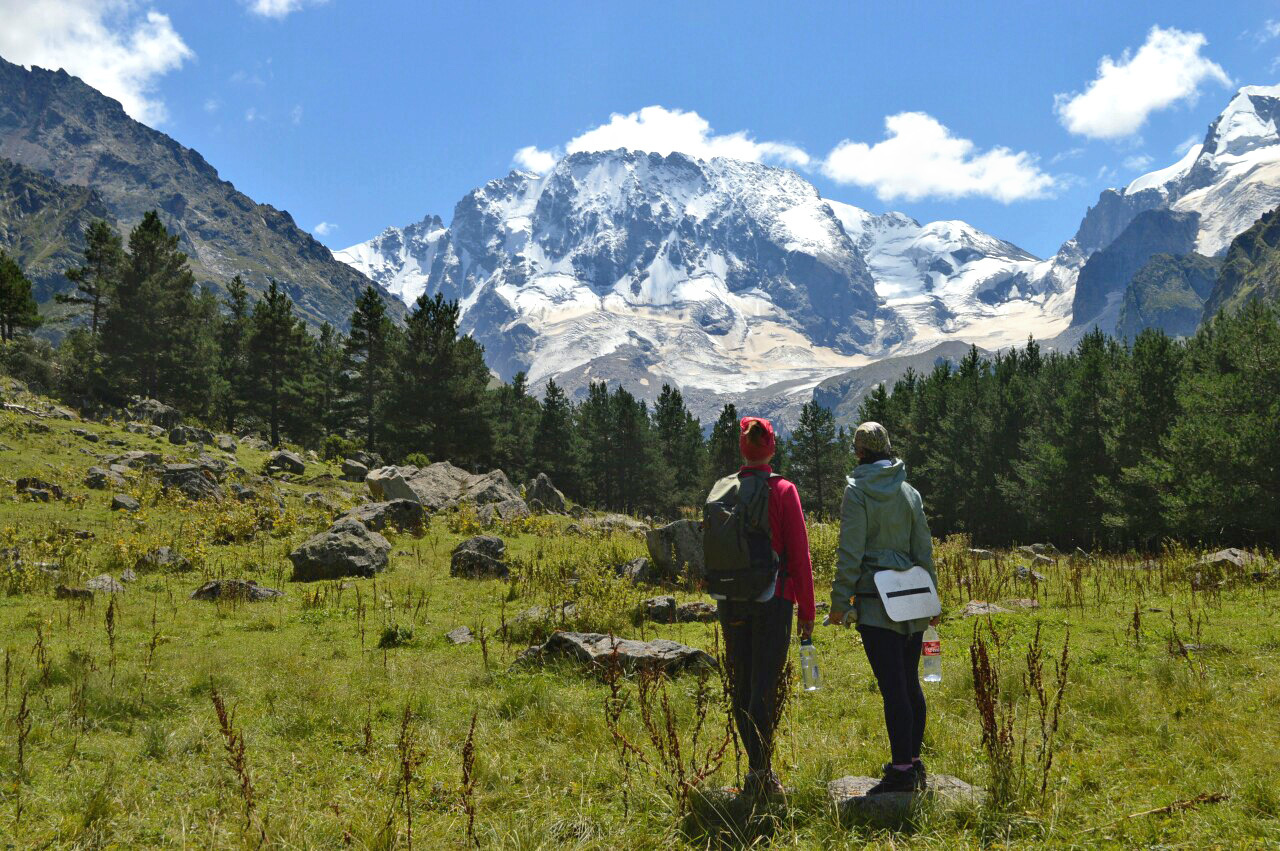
[4,1,1280,257]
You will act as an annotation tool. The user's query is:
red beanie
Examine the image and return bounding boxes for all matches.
[739,416,776,463]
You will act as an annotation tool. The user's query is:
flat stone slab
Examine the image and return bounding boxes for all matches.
[517,631,716,676]
[829,774,982,827]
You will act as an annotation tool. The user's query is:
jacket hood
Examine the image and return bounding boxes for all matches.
[849,459,907,501]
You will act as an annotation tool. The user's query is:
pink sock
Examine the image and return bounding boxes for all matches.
[892,763,913,771]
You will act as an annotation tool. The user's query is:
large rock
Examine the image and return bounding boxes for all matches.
[126,397,181,429]
[350,450,383,469]
[641,596,719,624]
[340,458,368,483]
[112,450,163,470]
[369,462,525,513]
[84,466,126,490]
[16,477,62,500]
[450,535,508,579]
[583,514,651,535]
[169,425,213,445]
[646,519,704,581]
[289,518,390,581]
[265,450,306,476]
[477,498,530,526]
[457,469,522,506]
[190,579,283,602]
[135,547,192,573]
[613,557,657,585]
[519,632,716,676]
[1196,548,1260,571]
[110,493,140,512]
[338,500,427,534]
[161,463,224,502]
[214,434,238,453]
[526,472,567,513]
[125,422,166,439]
[85,574,125,593]
[366,465,421,503]
[828,774,982,829]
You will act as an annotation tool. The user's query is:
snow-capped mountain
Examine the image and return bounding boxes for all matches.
[1068,84,1280,330]
[337,149,1068,420]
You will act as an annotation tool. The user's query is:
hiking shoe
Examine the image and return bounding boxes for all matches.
[912,759,928,791]
[866,765,917,796]
[742,769,785,800]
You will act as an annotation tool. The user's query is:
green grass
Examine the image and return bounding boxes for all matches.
[0,382,1278,848]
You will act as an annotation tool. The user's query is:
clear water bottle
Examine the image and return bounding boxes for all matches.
[799,638,821,691]
[922,626,942,683]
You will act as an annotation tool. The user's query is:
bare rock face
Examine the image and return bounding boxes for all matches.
[190,579,283,602]
[517,631,716,676]
[289,518,390,581]
[646,519,704,581]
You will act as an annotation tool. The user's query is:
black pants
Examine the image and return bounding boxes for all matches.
[717,595,793,775]
[858,625,926,766]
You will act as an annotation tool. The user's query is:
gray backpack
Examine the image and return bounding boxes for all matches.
[702,470,781,600]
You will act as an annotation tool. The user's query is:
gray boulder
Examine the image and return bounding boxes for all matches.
[161,463,224,502]
[169,425,214,445]
[125,422,166,439]
[646,519,704,581]
[135,547,192,573]
[240,436,271,451]
[111,493,140,512]
[366,465,422,503]
[445,625,474,645]
[289,517,390,581]
[214,434,237,453]
[85,466,127,490]
[16,477,62,500]
[85,574,125,593]
[339,500,427,534]
[265,450,306,476]
[477,498,530,525]
[963,600,1013,617]
[968,548,996,561]
[450,535,508,579]
[1014,566,1046,583]
[519,632,716,676]
[526,473,567,513]
[372,462,525,513]
[829,774,982,829]
[1197,548,1260,570]
[583,514,650,535]
[126,397,180,428]
[190,579,283,602]
[613,557,657,585]
[72,427,100,443]
[351,450,383,469]
[641,596,718,624]
[340,458,369,483]
[113,450,163,470]
[55,585,93,601]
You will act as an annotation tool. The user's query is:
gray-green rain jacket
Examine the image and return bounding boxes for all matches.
[830,459,937,635]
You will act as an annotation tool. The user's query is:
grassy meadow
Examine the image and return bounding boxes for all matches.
[0,382,1278,849]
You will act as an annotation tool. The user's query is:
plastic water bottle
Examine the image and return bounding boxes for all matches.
[922,626,942,682]
[799,638,821,691]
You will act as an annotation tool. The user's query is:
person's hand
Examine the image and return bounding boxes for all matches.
[929,614,941,627]
[824,610,852,627]
[798,619,814,641]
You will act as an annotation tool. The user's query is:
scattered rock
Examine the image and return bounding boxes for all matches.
[1032,543,1060,556]
[161,463,224,502]
[565,523,585,536]
[646,519,704,581]
[303,492,333,509]
[85,574,125,593]
[55,585,93,601]
[641,596,718,624]
[829,774,982,829]
[340,458,368,483]
[368,462,524,512]
[127,397,181,428]
[339,500,427,534]
[445,626,474,645]
[111,493,140,512]
[240,436,270,451]
[265,450,306,476]
[1004,598,1040,610]
[613,557,656,585]
[1196,548,1261,571]
[190,579,283,602]
[1014,566,1046,583]
[112,450,163,470]
[1072,546,1093,561]
[450,535,508,579]
[350,450,382,469]
[366,465,420,503]
[49,406,78,421]
[962,601,1012,617]
[71,427,100,443]
[477,497,530,525]
[120,568,137,583]
[526,472,567,513]
[215,434,238,453]
[125,422,166,438]
[967,548,996,561]
[16,477,62,500]
[84,466,126,490]
[517,632,716,676]
[1031,554,1055,566]
[289,517,390,581]
[169,425,214,445]
[229,483,257,502]
[582,514,650,535]
[135,547,192,573]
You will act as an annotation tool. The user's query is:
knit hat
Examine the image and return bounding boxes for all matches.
[739,417,776,463]
[854,421,892,455]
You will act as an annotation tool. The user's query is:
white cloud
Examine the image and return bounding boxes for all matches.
[1050,147,1086,164]
[512,105,809,174]
[1123,154,1154,171]
[1174,134,1201,155]
[244,107,261,123]
[0,0,193,126]
[313,222,337,237]
[821,112,1058,202]
[1055,26,1231,140]
[203,97,220,114]
[246,0,326,19]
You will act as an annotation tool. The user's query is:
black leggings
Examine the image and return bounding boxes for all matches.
[718,596,794,774]
[858,625,926,766]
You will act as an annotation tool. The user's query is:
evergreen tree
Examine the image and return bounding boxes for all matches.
[245,279,311,446]
[310,322,345,442]
[704,403,740,489]
[0,251,41,341]
[653,384,706,508]
[532,378,579,497]
[577,381,617,509]
[340,286,394,452]
[490,372,540,481]
[789,401,844,517]
[215,276,254,431]
[58,219,122,334]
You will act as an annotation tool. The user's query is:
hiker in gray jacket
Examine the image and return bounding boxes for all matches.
[826,421,939,795]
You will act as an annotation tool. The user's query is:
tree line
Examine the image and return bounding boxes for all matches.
[1,212,1277,547]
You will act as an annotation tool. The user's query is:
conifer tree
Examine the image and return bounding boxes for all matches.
[532,378,579,496]
[789,401,843,518]
[246,279,311,446]
[340,286,394,452]
[576,381,617,509]
[310,322,345,441]
[0,251,41,342]
[704,403,740,489]
[215,275,254,431]
[653,384,705,508]
[490,372,540,481]
[58,220,123,334]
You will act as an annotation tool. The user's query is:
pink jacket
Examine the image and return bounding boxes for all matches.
[741,464,816,622]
